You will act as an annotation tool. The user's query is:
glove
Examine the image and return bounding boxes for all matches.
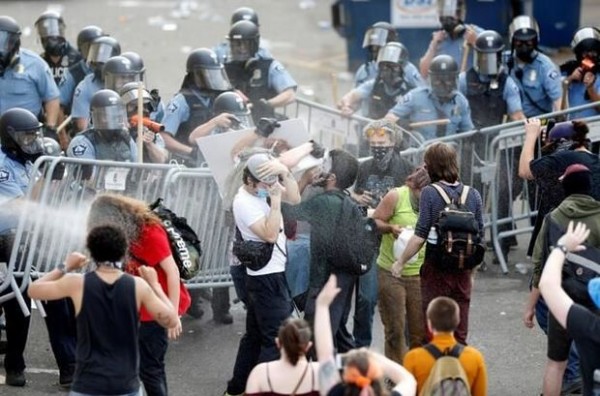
[309,140,325,159]
[255,118,281,138]
[43,125,58,141]
[150,88,161,113]
[252,98,274,118]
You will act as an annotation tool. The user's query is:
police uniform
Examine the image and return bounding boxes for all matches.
[66,131,137,162]
[458,70,522,128]
[41,42,82,86]
[354,60,425,89]
[567,75,600,119]
[59,61,92,111]
[389,86,474,140]
[70,73,103,121]
[213,41,272,64]
[162,89,217,146]
[0,48,59,116]
[355,77,416,119]
[433,25,484,71]
[0,151,37,231]
[509,53,562,117]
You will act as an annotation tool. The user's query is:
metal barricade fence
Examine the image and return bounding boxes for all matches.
[161,168,233,289]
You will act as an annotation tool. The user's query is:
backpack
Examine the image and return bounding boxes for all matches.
[428,184,485,271]
[329,191,380,276]
[420,344,471,396]
[543,216,600,309]
[148,198,202,280]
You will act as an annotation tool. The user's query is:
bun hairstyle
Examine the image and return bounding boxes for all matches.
[278,318,312,365]
[342,350,386,396]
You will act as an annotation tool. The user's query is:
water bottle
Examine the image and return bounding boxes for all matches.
[427,227,438,245]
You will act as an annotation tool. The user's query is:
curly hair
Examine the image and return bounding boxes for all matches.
[87,194,161,242]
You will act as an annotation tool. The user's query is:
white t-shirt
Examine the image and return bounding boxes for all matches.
[232,186,287,276]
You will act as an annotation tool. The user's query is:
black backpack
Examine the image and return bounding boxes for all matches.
[329,191,380,276]
[428,184,484,271]
[543,217,600,309]
[148,198,202,280]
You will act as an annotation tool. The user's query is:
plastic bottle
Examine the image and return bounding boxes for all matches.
[427,227,438,245]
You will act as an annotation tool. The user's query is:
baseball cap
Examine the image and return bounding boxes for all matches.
[548,122,576,141]
[245,153,278,185]
[558,163,590,181]
[589,278,600,309]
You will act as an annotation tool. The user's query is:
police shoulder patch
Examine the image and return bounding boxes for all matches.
[549,70,559,80]
[74,87,82,97]
[167,102,179,113]
[0,169,10,183]
[274,63,285,72]
[72,144,87,157]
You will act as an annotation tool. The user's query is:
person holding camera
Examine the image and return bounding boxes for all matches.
[224,153,300,396]
[561,27,600,119]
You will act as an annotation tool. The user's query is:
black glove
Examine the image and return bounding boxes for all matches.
[43,125,58,141]
[252,98,274,118]
[256,117,281,138]
[309,140,325,159]
[150,88,161,113]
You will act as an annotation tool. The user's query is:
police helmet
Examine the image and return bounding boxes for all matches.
[213,91,254,130]
[362,22,399,49]
[0,108,44,161]
[227,20,260,62]
[473,30,505,76]
[437,0,466,20]
[509,15,540,44]
[429,55,459,99]
[90,89,127,132]
[0,16,21,71]
[77,25,104,60]
[186,48,232,91]
[103,56,141,92]
[87,36,121,77]
[35,11,67,57]
[377,42,409,66]
[121,51,146,79]
[230,7,259,27]
[119,81,154,117]
[571,27,600,62]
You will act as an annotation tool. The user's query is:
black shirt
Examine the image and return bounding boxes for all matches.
[354,153,413,207]
[567,304,600,396]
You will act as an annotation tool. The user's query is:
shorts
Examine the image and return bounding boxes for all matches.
[547,311,572,362]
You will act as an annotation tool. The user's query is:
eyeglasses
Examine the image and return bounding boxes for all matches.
[365,128,391,138]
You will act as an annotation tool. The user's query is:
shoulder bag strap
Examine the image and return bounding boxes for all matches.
[449,343,465,358]
[423,343,444,360]
[431,183,452,205]
[459,185,470,205]
[290,361,311,396]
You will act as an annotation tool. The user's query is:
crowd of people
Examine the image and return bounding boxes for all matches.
[1,0,600,395]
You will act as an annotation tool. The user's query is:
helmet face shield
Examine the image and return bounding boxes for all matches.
[362,27,390,48]
[0,31,19,57]
[36,18,65,39]
[474,52,500,76]
[87,42,117,66]
[105,72,140,92]
[229,38,258,62]
[377,44,407,65]
[430,74,457,99]
[192,67,232,91]
[92,105,127,131]
[9,127,44,155]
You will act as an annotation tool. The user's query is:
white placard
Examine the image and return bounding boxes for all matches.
[391,0,440,29]
[104,167,130,191]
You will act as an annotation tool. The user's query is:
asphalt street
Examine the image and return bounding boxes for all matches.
[1,0,600,395]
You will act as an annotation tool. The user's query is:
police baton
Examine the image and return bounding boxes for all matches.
[408,118,450,128]
[331,73,339,105]
[136,82,144,163]
[56,115,72,133]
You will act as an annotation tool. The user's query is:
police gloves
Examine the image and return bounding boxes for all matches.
[309,140,325,159]
[255,117,280,138]
[43,125,58,141]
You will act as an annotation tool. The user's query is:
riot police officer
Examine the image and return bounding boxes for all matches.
[339,42,423,119]
[213,7,272,64]
[121,51,165,121]
[386,54,474,140]
[161,48,232,164]
[0,16,60,140]
[59,25,105,112]
[420,0,482,78]
[562,27,600,119]
[34,11,81,86]
[0,108,76,387]
[459,30,524,128]
[224,20,297,123]
[103,55,142,93]
[353,21,426,88]
[67,89,137,161]
[71,36,121,132]
[507,15,562,117]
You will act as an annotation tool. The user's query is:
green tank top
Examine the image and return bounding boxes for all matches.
[377,186,425,276]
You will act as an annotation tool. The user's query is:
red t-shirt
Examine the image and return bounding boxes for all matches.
[127,223,191,321]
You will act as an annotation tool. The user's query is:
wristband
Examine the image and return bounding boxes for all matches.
[555,244,569,255]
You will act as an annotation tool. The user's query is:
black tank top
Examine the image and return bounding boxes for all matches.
[71,271,140,394]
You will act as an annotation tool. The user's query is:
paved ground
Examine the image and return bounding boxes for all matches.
[1,0,600,395]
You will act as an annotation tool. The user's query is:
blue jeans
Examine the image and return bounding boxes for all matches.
[535,298,581,382]
[70,390,142,396]
[352,259,378,347]
[285,234,310,299]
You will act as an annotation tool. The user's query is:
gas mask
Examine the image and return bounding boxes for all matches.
[514,40,536,63]
[440,17,465,38]
[0,31,19,75]
[378,63,404,89]
[42,36,66,57]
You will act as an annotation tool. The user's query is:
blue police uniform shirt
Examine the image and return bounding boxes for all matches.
[355,79,409,116]
[458,71,523,115]
[0,151,38,233]
[150,99,166,123]
[213,41,273,64]
[66,133,138,162]
[162,90,214,137]
[433,25,484,72]
[0,48,59,116]
[265,57,297,94]
[71,73,103,120]
[566,75,600,119]
[509,52,562,118]
[389,86,474,140]
[354,60,426,88]
[59,62,91,109]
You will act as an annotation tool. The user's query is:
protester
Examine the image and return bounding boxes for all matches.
[372,166,430,363]
[28,224,179,396]
[314,275,417,396]
[245,318,320,396]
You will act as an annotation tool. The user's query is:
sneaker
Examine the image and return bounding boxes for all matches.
[59,366,75,389]
[5,370,26,387]
[561,377,583,395]
[187,303,205,319]
[214,313,233,325]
